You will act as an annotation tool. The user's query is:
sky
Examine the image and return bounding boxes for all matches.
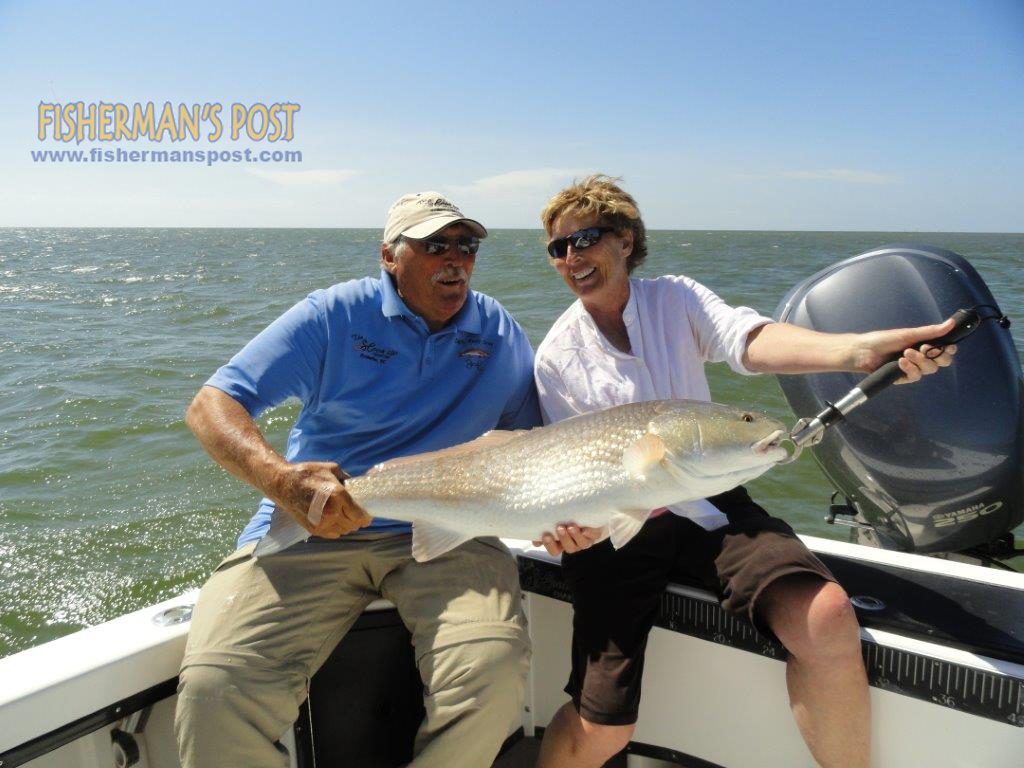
[0,0,1021,231]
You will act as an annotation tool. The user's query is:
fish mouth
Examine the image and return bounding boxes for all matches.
[752,429,784,454]
[752,429,797,463]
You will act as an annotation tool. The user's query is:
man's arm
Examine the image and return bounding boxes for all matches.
[186,385,371,538]
[742,318,958,382]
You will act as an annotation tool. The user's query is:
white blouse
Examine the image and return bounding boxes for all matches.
[534,275,773,529]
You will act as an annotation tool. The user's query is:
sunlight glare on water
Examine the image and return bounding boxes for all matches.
[0,227,1021,656]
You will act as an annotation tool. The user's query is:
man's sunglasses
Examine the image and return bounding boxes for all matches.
[546,226,615,259]
[413,235,481,257]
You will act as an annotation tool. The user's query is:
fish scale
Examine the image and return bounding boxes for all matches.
[348,406,656,513]
[255,400,788,561]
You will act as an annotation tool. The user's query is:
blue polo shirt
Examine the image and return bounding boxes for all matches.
[206,269,541,546]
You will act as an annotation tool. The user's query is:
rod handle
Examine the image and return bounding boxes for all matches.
[858,308,978,398]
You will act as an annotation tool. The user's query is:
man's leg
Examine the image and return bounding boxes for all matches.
[174,540,378,768]
[379,537,531,768]
[758,574,871,768]
[176,663,303,768]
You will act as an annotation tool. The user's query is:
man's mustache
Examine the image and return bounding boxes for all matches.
[431,267,469,285]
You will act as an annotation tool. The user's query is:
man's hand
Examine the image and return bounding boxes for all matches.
[185,387,372,538]
[274,461,372,538]
[851,317,958,384]
[533,524,606,556]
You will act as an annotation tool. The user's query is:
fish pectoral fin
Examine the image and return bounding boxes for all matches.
[253,511,310,558]
[410,522,474,563]
[621,433,666,480]
[368,430,528,474]
[607,508,654,550]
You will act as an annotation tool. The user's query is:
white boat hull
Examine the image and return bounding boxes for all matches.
[2,536,1023,767]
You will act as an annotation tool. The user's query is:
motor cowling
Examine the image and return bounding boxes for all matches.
[775,244,1023,553]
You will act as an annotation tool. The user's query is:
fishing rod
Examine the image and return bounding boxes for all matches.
[782,305,1011,459]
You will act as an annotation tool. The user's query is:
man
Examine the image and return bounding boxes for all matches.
[531,175,957,768]
[174,192,540,768]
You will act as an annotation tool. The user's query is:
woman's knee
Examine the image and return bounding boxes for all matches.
[764,578,862,662]
[808,582,861,654]
[576,717,635,760]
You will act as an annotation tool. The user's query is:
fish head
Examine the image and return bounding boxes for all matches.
[647,401,789,488]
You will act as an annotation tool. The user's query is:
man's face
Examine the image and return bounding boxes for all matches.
[548,212,633,308]
[381,223,477,331]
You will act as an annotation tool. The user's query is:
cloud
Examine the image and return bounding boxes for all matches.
[452,168,589,196]
[247,168,359,186]
[781,168,902,185]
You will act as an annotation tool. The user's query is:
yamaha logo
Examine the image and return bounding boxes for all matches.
[933,500,1004,528]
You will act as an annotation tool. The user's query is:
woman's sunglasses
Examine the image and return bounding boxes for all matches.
[546,226,615,259]
[416,235,480,257]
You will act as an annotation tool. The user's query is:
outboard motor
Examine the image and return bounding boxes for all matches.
[775,244,1023,556]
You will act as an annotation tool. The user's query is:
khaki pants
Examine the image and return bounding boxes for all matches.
[174,534,530,768]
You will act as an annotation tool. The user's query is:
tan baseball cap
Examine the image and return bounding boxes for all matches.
[383,191,487,243]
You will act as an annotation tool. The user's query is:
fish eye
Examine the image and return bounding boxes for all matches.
[742,413,754,423]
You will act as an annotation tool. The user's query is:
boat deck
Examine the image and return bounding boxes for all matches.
[493,736,649,767]
[494,736,541,767]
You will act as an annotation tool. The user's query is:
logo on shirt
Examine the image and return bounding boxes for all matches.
[459,347,490,370]
[351,334,398,365]
[455,333,493,371]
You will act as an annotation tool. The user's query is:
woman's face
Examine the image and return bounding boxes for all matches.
[548,212,633,310]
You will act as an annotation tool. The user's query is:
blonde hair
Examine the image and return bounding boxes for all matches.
[540,174,648,273]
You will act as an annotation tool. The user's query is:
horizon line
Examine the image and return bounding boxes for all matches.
[1,225,1022,236]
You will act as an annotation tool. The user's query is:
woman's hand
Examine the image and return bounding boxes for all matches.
[850,317,958,384]
[533,524,607,556]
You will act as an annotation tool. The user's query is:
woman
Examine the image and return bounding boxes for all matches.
[532,175,956,768]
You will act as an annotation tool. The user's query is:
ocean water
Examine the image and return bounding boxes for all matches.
[1,228,1021,657]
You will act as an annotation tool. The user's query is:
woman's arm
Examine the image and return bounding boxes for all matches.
[742,318,958,382]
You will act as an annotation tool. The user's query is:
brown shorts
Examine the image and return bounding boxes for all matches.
[561,486,837,726]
